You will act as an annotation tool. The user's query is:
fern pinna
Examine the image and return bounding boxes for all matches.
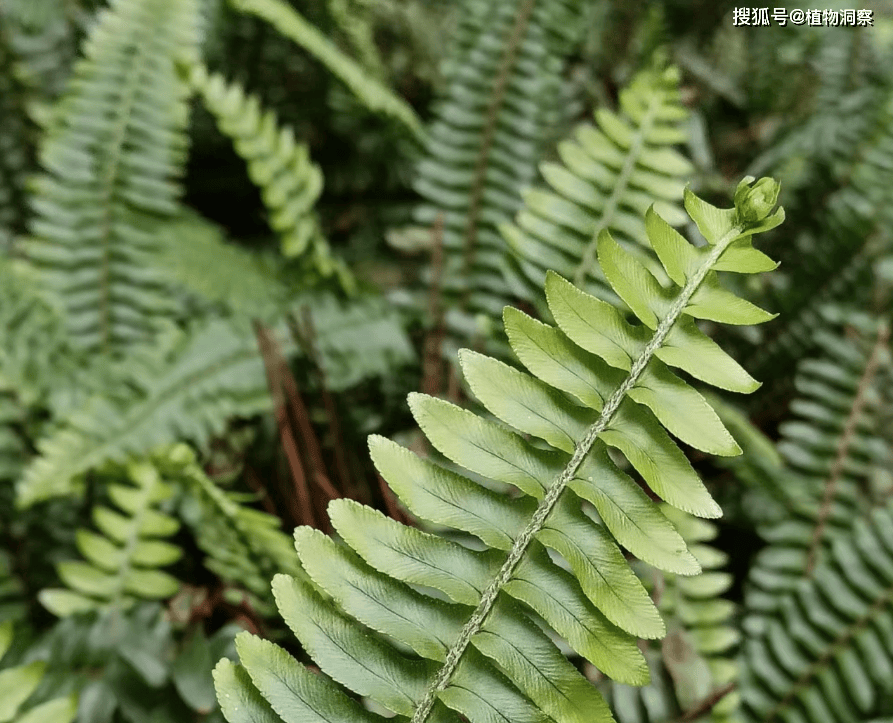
[212,178,783,723]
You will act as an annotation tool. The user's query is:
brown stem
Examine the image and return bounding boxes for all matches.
[422,214,446,398]
[676,682,737,722]
[296,307,358,501]
[254,322,317,528]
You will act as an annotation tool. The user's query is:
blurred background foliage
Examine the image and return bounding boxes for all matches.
[1,0,892,721]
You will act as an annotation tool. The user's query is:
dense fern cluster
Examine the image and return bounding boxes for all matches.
[1,1,892,722]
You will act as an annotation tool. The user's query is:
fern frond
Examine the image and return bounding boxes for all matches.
[502,64,695,307]
[17,318,277,507]
[212,179,783,723]
[740,500,893,722]
[0,621,78,723]
[189,63,354,290]
[228,0,422,138]
[412,0,573,322]
[609,507,741,723]
[745,311,892,636]
[39,458,182,616]
[22,0,201,355]
[153,212,289,322]
[170,444,304,616]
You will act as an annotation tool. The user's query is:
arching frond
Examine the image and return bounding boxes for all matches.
[189,63,354,290]
[39,459,182,616]
[17,318,276,507]
[212,179,783,723]
[745,310,892,637]
[22,0,201,355]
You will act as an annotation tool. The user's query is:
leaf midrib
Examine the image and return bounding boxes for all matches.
[96,23,157,355]
[461,0,537,285]
[410,224,743,723]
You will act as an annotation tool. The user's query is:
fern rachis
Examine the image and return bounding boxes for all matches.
[407,182,778,722]
[213,178,783,723]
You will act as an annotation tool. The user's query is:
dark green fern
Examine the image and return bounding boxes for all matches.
[745,309,892,637]
[22,0,201,354]
[412,0,576,328]
[741,500,893,722]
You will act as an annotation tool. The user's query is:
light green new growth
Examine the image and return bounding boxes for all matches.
[212,178,783,723]
[39,458,182,616]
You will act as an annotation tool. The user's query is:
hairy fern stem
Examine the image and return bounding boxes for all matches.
[411,224,743,723]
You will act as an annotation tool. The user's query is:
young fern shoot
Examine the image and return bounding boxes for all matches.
[212,177,783,723]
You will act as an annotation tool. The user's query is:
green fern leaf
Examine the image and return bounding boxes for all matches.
[39,458,182,616]
[502,64,696,308]
[22,0,201,354]
[17,318,276,507]
[741,501,893,722]
[412,0,574,323]
[745,311,892,636]
[228,0,422,139]
[189,63,353,290]
[213,179,783,723]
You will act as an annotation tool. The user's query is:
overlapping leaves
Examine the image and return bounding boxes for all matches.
[501,64,694,308]
[212,179,783,723]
